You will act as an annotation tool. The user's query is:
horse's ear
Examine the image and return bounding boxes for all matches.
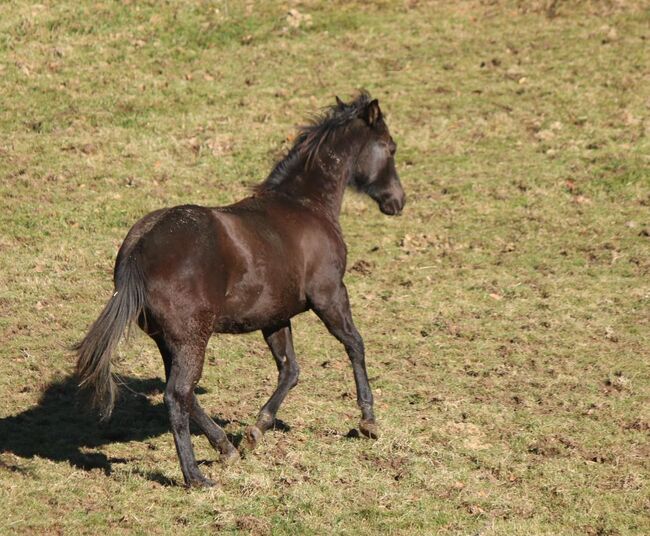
[335,95,345,108]
[361,99,382,126]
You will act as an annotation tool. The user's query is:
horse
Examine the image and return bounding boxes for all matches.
[75,92,406,487]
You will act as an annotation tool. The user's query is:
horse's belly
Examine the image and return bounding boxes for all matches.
[213,281,307,333]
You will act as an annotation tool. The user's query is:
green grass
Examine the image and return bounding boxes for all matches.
[1,0,649,534]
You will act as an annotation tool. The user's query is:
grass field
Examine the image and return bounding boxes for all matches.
[1,0,649,534]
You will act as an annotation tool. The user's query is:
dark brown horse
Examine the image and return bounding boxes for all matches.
[75,92,405,487]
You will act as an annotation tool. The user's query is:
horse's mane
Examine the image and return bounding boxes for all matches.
[255,91,372,193]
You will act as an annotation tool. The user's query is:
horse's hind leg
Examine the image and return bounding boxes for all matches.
[154,336,238,466]
[245,322,300,449]
[163,345,212,487]
[190,396,239,464]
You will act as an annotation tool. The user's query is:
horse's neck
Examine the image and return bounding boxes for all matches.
[289,133,362,221]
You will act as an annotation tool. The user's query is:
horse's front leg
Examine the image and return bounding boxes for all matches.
[312,283,378,439]
[246,322,300,449]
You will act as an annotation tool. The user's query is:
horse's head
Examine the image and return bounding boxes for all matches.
[348,97,406,216]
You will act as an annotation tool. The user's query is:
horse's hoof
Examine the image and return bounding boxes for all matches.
[244,425,263,450]
[359,420,379,439]
[221,446,240,465]
[187,476,216,488]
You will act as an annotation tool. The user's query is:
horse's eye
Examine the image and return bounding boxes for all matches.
[388,141,397,156]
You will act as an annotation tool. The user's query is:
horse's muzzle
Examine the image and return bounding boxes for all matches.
[379,193,405,216]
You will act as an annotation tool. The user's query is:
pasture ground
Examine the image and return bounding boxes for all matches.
[1,1,648,534]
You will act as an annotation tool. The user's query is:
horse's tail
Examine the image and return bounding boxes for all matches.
[73,254,147,420]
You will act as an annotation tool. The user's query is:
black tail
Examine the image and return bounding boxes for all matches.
[74,255,146,420]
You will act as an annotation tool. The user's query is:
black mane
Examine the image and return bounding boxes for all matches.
[256,91,372,193]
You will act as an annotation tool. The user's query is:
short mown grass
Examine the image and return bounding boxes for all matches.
[1,1,649,534]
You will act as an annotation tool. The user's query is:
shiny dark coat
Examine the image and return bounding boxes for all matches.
[75,93,405,487]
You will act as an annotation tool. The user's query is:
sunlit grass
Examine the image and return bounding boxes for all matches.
[1,1,648,534]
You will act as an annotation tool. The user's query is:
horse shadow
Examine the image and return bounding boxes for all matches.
[0,374,234,483]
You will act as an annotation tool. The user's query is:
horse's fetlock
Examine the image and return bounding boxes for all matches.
[257,411,274,429]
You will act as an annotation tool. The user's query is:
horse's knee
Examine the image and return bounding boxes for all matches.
[345,335,365,360]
